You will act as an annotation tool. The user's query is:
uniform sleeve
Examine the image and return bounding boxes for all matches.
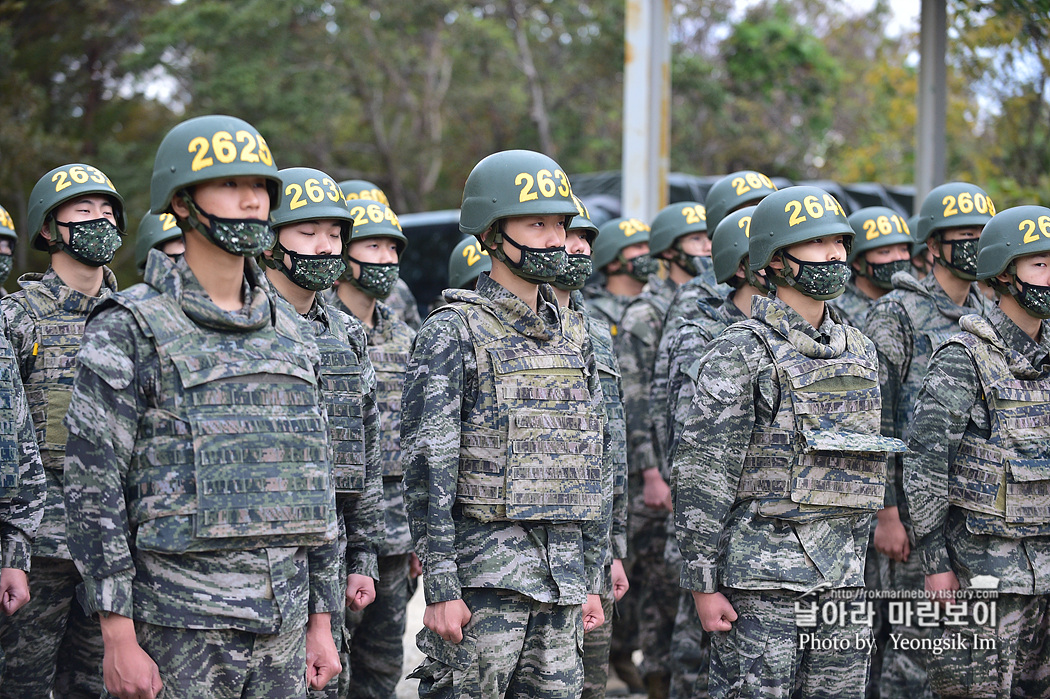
[672,331,760,593]
[63,305,141,618]
[903,344,979,576]
[619,302,662,477]
[401,314,473,604]
[650,329,675,474]
[864,300,912,508]
[608,372,629,561]
[340,325,382,582]
[0,299,34,383]
[0,341,45,571]
[581,332,611,595]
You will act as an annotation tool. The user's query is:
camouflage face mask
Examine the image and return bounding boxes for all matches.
[939,238,979,280]
[183,196,274,257]
[553,254,593,291]
[52,217,122,266]
[348,258,400,299]
[867,258,912,290]
[680,253,714,278]
[781,251,851,301]
[0,254,12,286]
[497,232,567,284]
[279,245,346,292]
[625,253,658,283]
[1015,280,1050,319]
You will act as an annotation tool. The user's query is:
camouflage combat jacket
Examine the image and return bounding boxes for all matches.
[674,296,893,594]
[830,279,874,329]
[864,270,990,512]
[63,254,342,632]
[1,265,117,559]
[304,295,382,580]
[402,273,609,605]
[905,305,1050,594]
[0,319,45,572]
[572,289,628,562]
[580,284,631,339]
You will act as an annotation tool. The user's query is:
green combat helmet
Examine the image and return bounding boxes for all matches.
[649,201,710,276]
[264,166,354,291]
[0,203,17,286]
[749,185,854,301]
[150,114,281,256]
[711,205,765,288]
[704,169,778,234]
[915,181,996,244]
[459,149,577,283]
[343,198,408,299]
[556,195,600,290]
[975,206,1050,320]
[339,179,390,207]
[27,163,126,264]
[591,216,651,271]
[134,211,183,273]
[449,235,491,289]
[847,206,914,289]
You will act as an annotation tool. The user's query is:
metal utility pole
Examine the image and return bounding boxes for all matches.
[621,0,671,222]
[915,0,947,212]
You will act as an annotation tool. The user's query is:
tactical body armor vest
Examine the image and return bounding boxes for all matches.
[585,311,626,503]
[367,311,412,478]
[0,340,20,494]
[117,287,337,553]
[450,299,604,522]
[316,309,367,495]
[946,315,1050,538]
[12,288,86,471]
[736,320,900,522]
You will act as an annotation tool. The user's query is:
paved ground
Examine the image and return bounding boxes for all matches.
[394,586,647,698]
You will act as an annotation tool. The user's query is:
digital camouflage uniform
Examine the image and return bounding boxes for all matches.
[331,295,416,699]
[570,289,629,699]
[674,295,902,699]
[863,270,990,698]
[662,294,745,699]
[63,253,344,699]
[0,315,47,682]
[618,274,680,685]
[387,277,422,331]
[300,291,383,699]
[581,283,631,339]
[905,306,1050,699]
[830,279,874,330]
[0,265,118,698]
[402,274,609,699]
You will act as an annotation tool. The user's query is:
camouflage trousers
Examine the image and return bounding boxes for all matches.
[345,552,414,699]
[625,509,679,678]
[863,530,887,699]
[105,621,307,699]
[669,590,710,699]
[926,592,1050,699]
[708,588,871,699]
[409,588,584,699]
[581,582,614,699]
[0,556,104,699]
[876,548,932,699]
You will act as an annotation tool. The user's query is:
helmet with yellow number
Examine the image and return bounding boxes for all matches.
[134,211,183,273]
[449,235,491,289]
[705,170,778,235]
[28,163,126,253]
[339,179,390,207]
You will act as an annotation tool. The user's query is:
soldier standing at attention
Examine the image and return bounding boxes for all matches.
[830,206,914,329]
[63,115,343,699]
[550,199,630,699]
[402,149,608,698]
[905,206,1050,698]
[261,167,383,699]
[0,163,125,699]
[0,204,18,296]
[674,186,904,699]
[328,196,417,699]
[863,182,995,699]
[582,216,654,335]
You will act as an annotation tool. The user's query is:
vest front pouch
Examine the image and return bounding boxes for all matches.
[369,348,409,478]
[0,342,20,495]
[319,360,366,494]
[27,319,84,469]
[794,430,899,512]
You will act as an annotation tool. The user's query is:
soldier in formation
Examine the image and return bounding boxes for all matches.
[0,163,125,699]
[133,211,185,277]
[0,205,17,296]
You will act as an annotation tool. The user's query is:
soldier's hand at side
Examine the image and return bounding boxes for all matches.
[345,574,377,612]
[642,468,673,512]
[99,613,163,699]
[409,552,423,578]
[305,612,341,690]
[423,599,472,643]
[0,567,30,615]
[874,506,911,562]
[925,571,960,608]
[611,559,629,601]
[692,591,737,633]
[582,594,605,633]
